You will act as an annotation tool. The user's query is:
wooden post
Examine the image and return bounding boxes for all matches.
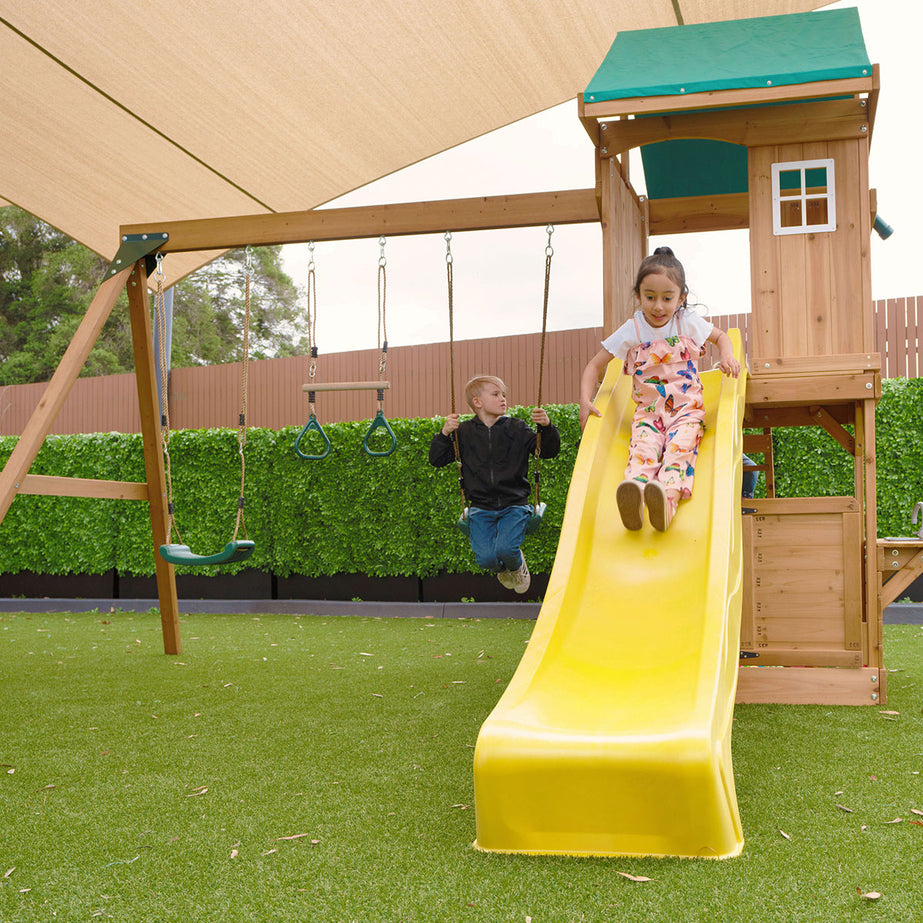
[125,261,181,655]
[0,267,132,526]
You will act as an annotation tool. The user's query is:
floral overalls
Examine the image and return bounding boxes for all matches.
[623,316,706,498]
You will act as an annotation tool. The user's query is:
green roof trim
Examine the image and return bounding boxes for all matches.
[585,8,871,104]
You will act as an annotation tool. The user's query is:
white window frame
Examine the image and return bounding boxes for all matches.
[771,158,836,236]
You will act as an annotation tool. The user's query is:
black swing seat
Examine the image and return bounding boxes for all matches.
[159,540,256,566]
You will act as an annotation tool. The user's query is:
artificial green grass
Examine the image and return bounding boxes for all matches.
[1,612,921,922]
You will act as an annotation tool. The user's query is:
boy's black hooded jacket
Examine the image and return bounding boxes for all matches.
[429,415,560,511]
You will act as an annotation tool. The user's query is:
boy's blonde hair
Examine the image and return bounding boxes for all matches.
[464,375,506,412]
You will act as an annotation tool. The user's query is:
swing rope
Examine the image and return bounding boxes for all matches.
[444,226,553,532]
[377,235,388,397]
[231,247,253,542]
[444,232,467,514]
[306,240,318,392]
[362,236,397,456]
[154,253,182,546]
[294,242,332,459]
[532,224,554,511]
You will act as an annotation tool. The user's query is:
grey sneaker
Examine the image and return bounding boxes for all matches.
[497,569,515,589]
[510,554,531,594]
[617,479,644,531]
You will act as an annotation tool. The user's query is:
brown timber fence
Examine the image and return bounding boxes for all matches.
[0,297,919,436]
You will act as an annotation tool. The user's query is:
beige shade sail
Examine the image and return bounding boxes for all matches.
[0,0,831,286]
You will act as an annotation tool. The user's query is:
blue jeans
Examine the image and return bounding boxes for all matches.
[742,454,759,499]
[467,505,532,573]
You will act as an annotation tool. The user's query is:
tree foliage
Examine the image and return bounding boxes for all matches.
[0,206,307,384]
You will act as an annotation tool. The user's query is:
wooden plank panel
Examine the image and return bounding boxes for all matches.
[740,649,863,668]
[753,614,845,645]
[748,146,782,360]
[909,298,920,378]
[751,354,879,374]
[831,139,869,354]
[875,299,890,378]
[747,372,878,405]
[736,665,883,705]
[892,298,909,381]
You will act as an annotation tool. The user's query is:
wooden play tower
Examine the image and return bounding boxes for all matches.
[579,8,906,704]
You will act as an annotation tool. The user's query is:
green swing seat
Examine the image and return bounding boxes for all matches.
[159,540,255,566]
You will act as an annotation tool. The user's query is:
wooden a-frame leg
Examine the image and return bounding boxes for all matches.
[0,266,133,526]
[126,260,181,655]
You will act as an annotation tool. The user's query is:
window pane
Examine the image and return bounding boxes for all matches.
[780,200,803,228]
[805,198,829,226]
[805,167,828,194]
[779,169,803,193]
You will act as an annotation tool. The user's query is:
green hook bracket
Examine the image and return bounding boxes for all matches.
[362,409,397,457]
[294,414,332,460]
[103,232,170,281]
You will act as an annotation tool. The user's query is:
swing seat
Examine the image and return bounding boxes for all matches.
[363,409,397,457]
[525,501,546,535]
[295,414,332,460]
[159,540,256,566]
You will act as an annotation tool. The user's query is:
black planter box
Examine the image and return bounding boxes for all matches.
[421,571,549,603]
[0,570,116,599]
[276,573,420,602]
[118,570,274,600]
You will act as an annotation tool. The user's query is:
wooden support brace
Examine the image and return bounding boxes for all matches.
[18,475,149,501]
[0,267,132,528]
[808,405,856,455]
[877,540,923,608]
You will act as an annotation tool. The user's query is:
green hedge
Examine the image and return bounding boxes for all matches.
[0,405,580,578]
[0,380,920,578]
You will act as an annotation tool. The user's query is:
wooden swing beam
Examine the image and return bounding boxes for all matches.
[120,188,600,253]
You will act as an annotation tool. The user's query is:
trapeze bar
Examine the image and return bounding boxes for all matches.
[302,381,391,392]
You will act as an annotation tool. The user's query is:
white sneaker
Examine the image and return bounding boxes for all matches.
[497,569,515,589]
[510,554,531,594]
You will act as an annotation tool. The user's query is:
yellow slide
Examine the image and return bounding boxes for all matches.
[473,331,747,859]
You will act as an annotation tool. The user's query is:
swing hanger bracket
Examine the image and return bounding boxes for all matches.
[104,232,170,281]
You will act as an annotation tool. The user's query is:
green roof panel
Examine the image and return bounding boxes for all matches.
[640,140,748,200]
[585,8,871,104]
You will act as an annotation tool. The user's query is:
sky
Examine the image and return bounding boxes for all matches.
[281,0,920,356]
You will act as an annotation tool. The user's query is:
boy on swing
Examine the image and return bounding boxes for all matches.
[429,375,560,594]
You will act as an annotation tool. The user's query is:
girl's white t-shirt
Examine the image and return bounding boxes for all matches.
[600,309,714,360]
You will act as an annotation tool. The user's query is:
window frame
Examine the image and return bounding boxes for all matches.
[770,158,837,236]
